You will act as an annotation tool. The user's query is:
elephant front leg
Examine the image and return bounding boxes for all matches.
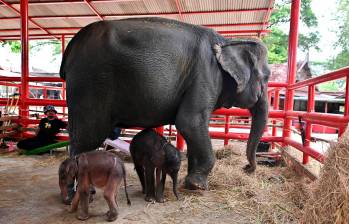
[144,165,155,202]
[155,169,166,203]
[176,112,215,190]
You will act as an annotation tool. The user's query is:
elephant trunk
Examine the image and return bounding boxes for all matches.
[171,172,179,200]
[244,92,268,173]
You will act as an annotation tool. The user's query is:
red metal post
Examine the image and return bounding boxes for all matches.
[224,115,230,145]
[272,89,280,149]
[61,35,66,115]
[176,132,185,152]
[20,0,29,121]
[339,75,349,136]
[282,0,301,144]
[155,126,164,135]
[303,85,315,164]
[344,75,349,117]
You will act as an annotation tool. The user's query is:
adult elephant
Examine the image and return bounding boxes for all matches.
[60,17,270,190]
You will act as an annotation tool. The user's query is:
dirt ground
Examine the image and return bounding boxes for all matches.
[0,141,311,224]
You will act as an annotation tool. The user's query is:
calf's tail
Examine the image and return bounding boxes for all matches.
[122,163,131,205]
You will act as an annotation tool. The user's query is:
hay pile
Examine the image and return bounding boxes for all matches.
[302,128,349,224]
[206,144,312,223]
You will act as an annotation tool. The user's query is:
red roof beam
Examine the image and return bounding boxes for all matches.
[0,0,59,40]
[0,23,268,32]
[83,0,104,20]
[174,0,184,21]
[19,0,143,5]
[204,22,268,28]
[260,0,274,37]
[0,30,270,39]
[0,8,272,20]
[219,30,271,35]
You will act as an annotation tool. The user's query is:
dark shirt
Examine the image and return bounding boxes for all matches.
[37,118,67,142]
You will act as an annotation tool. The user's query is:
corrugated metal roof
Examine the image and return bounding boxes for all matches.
[0,0,274,40]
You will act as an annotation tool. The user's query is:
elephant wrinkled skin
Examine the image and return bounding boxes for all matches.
[60,17,270,190]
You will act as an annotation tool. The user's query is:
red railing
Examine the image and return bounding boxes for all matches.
[205,67,349,164]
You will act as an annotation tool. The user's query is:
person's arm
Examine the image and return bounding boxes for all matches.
[36,118,46,135]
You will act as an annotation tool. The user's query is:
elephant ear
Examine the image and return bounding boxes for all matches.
[214,44,252,93]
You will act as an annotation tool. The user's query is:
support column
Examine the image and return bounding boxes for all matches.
[282,0,301,143]
[20,0,29,121]
[61,35,66,115]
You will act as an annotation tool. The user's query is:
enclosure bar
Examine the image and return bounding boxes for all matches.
[272,89,280,149]
[210,132,283,143]
[20,0,29,120]
[224,115,230,145]
[303,85,315,164]
[284,137,325,163]
[344,75,349,117]
[282,0,301,142]
[288,67,349,90]
[61,34,66,115]
[176,132,185,152]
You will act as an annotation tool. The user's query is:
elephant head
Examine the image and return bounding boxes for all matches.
[214,39,270,172]
[58,158,78,205]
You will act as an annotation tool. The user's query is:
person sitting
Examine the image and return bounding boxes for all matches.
[17,105,67,151]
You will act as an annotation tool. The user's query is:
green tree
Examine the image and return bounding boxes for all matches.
[326,0,349,70]
[1,41,21,53]
[1,40,61,56]
[263,0,319,64]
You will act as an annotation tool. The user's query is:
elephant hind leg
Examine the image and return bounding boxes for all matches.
[135,165,145,194]
[104,177,121,222]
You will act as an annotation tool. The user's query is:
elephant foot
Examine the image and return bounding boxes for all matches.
[184,173,208,190]
[145,196,155,202]
[106,210,118,222]
[243,164,256,174]
[77,212,89,221]
[155,196,165,203]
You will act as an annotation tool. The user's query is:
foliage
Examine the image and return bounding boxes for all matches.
[263,0,319,64]
[325,0,349,70]
[1,41,21,53]
[263,28,288,64]
[1,40,61,56]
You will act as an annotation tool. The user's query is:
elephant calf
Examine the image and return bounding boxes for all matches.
[58,151,131,222]
[130,129,181,203]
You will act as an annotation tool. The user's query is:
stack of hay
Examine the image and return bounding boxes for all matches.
[302,128,349,223]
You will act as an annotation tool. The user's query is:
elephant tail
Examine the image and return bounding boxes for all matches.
[122,162,131,206]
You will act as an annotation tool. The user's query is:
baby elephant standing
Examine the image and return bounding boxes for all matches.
[130,129,181,203]
[58,151,131,222]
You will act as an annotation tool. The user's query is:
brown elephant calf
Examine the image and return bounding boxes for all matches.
[58,150,131,222]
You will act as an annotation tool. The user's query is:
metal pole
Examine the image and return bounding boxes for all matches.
[176,132,185,152]
[282,0,301,144]
[303,85,315,164]
[61,35,66,115]
[272,89,280,149]
[20,0,29,121]
[224,115,230,145]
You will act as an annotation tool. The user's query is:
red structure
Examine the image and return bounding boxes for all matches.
[0,0,348,165]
